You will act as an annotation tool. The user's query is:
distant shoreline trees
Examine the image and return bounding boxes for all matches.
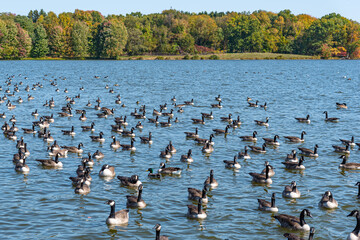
[0,9,359,59]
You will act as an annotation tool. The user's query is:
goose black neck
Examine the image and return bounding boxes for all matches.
[137,189,142,202]
[353,213,360,235]
[300,210,307,226]
[109,204,115,218]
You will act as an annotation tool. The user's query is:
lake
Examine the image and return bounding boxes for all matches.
[0,60,359,239]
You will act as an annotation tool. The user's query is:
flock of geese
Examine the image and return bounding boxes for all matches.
[2,72,360,240]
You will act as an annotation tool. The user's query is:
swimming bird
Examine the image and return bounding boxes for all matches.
[258,193,278,212]
[126,184,146,208]
[105,200,129,225]
[153,223,169,240]
[248,143,266,153]
[180,149,193,163]
[282,156,306,170]
[319,191,338,209]
[347,210,360,240]
[284,131,307,143]
[158,162,181,175]
[273,209,312,231]
[238,146,251,159]
[298,144,319,157]
[240,131,258,142]
[223,155,241,169]
[323,111,339,122]
[263,135,280,145]
[254,117,269,127]
[339,155,360,170]
[117,175,142,188]
[282,181,301,198]
[204,169,218,188]
[99,164,115,177]
[249,165,272,184]
[295,115,310,123]
[340,136,355,146]
[188,187,208,203]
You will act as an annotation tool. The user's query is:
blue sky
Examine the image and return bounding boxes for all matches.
[1,0,359,22]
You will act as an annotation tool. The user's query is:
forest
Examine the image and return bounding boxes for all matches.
[0,9,359,59]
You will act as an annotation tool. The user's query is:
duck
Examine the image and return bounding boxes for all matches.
[188,187,208,203]
[93,150,104,159]
[249,165,272,184]
[298,144,319,157]
[201,111,213,119]
[74,177,91,194]
[99,164,115,177]
[273,209,312,231]
[284,131,307,143]
[62,143,84,154]
[340,136,355,146]
[211,101,222,108]
[339,155,360,170]
[333,143,350,154]
[147,168,161,178]
[204,169,218,188]
[62,126,76,136]
[166,141,176,153]
[195,134,215,145]
[202,141,214,153]
[295,115,310,123]
[260,161,275,177]
[15,158,30,173]
[140,132,153,144]
[126,184,146,208]
[254,117,269,127]
[248,100,259,107]
[90,132,105,142]
[187,199,206,219]
[282,181,301,198]
[347,210,360,240]
[184,128,199,138]
[319,191,338,209]
[238,146,251,159]
[154,223,169,240]
[110,136,121,149]
[117,175,142,187]
[121,138,136,151]
[263,135,280,146]
[223,155,241,169]
[105,200,129,225]
[258,193,278,212]
[191,116,205,124]
[336,102,347,109]
[240,131,257,142]
[220,113,232,123]
[212,125,230,134]
[282,156,305,170]
[159,118,171,127]
[248,143,266,153]
[284,227,315,240]
[180,149,193,163]
[323,111,339,122]
[36,153,63,168]
[158,162,181,175]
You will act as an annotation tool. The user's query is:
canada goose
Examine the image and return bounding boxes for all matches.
[62,143,84,154]
[15,158,30,173]
[347,210,360,240]
[201,111,213,119]
[284,227,315,240]
[263,135,280,145]
[74,177,91,194]
[110,136,121,149]
[62,126,76,136]
[99,164,115,177]
[121,138,136,151]
[339,155,360,169]
[260,161,275,177]
[184,99,194,105]
[249,165,272,184]
[248,100,259,107]
[340,136,355,147]
[154,223,169,240]
[273,209,312,231]
[298,144,319,157]
[283,181,301,198]
[284,131,307,143]
[195,134,215,145]
[295,115,311,123]
[202,141,214,153]
[336,102,347,109]
[147,168,161,178]
[158,162,181,175]
[323,111,339,122]
[93,150,104,159]
[283,156,306,170]
[180,149,193,163]
[224,155,241,169]
[204,169,218,188]
[248,144,267,153]
[333,143,351,154]
[90,132,105,142]
[192,115,205,124]
[213,125,229,134]
[211,101,222,108]
[255,117,269,127]
[22,124,37,134]
[238,146,251,159]
[258,193,278,212]
[118,175,142,187]
[126,184,146,208]
[188,187,208,203]
[160,118,171,127]
[166,141,176,153]
[140,132,153,144]
[36,153,63,168]
[220,113,232,123]
[319,191,338,209]
[187,199,206,219]
[240,131,258,142]
[184,128,199,138]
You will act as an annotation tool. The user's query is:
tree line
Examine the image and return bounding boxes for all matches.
[0,9,359,59]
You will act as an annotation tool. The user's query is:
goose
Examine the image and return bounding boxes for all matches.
[184,99,194,105]
[258,193,278,212]
[160,118,171,127]
[260,161,275,177]
[158,162,181,175]
[319,191,338,209]
[240,131,258,142]
[62,126,76,136]
[204,169,218,188]
[118,175,142,187]
[282,181,301,198]
[166,141,176,153]
[202,141,214,153]
[82,153,94,167]
[336,102,347,109]
[224,155,241,169]
[339,155,360,169]
[15,158,30,173]
[340,136,355,147]
[154,223,169,240]
[22,125,37,134]
[248,100,259,107]
[213,125,230,134]
[195,134,215,145]
[160,149,172,159]
[74,177,91,194]
[298,144,319,157]
[121,138,136,151]
[184,128,199,138]
[110,136,121,149]
[238,146,251,159]
[284,227,315,239]
[126,184,146,208]
[295,115,310,123]
[90,132,105,142]
[220,113,232,123]
[187,199,206,219]
[188,187,208,203]
[284,131,307,143]
[147,168,161,178]
[148,116,159,124]
[201,111,213,119]
[263,135,280,145]
[274,209,312,231]
[36,153,63,168]
[211,101,222,108]
[347,210,360,240]
[249,165,272,184]
[62,143,84,154]
[248,144,266,153]
[140,132,153,144]
[99,164,115,177]
[93,150,104,159]
[323,111,339,122]
[254,117,269,127]
[180,149,193,163]
[191,115,205,124]
[333,144,350,154]
[215,94,221,102]
[282,156,305,170]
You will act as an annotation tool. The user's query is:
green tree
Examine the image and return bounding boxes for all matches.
[31,23,49,57]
